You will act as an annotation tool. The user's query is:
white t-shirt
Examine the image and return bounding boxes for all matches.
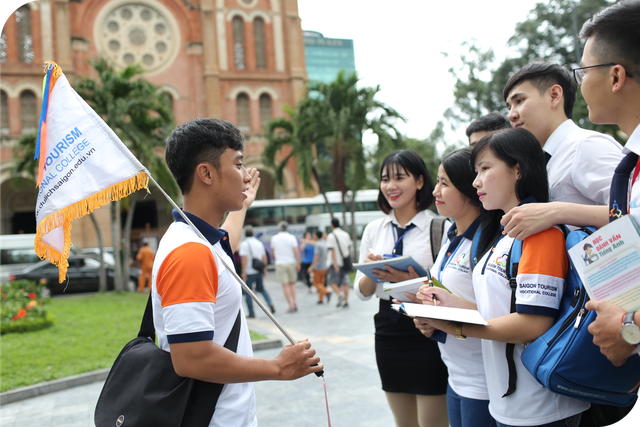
[431,219,488,401]
[544,120,622,205]
[472,226,589,425]
[270,231,298,265]
[239,237,266,275]
[354,209,447,300]
[326,227,352,267]
[152,217,256,427]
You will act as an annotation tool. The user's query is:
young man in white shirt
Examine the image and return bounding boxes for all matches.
[326,218,353,308]
[270,221,301,313]
[499,62,623,239]
[575,0,640,367]
[154,118,322,427]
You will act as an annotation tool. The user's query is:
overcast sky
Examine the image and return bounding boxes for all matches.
[297,0,544,147]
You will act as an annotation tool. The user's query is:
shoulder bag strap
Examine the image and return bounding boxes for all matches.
[247,239,255,261]
[332,232,346,259]
[430,217,448,263]
[503,238,521,398]
[138,293,155,340]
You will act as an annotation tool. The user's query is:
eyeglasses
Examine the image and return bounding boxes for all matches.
[572,63,634,84]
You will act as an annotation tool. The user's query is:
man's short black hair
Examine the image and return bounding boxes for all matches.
[331,218,340,228]
[165,118,244,195]
[465,112,511,138]
[315,230,323,239]
[580,0,640,77]
[502,62,577,119]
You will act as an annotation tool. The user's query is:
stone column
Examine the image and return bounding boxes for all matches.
[53,0,73,72]
[201,0,221,118]
[283,0,306,103]
[40,0,54,62]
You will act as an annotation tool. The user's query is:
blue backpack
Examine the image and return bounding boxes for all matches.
[505,226,640,406]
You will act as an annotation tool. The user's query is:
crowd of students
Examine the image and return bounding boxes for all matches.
[350,2,640,426]
[147,1,640,427]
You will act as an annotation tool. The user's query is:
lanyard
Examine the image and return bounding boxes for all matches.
[630,157,640,212]
[480,230,508,275]
[438,239,463,279]
[385,224,415,258]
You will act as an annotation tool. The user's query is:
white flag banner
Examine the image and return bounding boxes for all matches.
[35,62,148,282]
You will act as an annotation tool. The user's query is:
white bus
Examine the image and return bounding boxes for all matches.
[244,190,380,256]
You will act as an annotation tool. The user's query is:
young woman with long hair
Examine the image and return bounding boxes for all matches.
[354,149,449,427]
[416,129,589,427]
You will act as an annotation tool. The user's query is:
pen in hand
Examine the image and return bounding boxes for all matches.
[430,280,437,306]
[426,268,437,306]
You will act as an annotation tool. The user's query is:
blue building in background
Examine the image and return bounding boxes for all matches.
[303,31,356,83]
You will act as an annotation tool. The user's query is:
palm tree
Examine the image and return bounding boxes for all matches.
[74,57,178,290]
[308,71,404,245]
[263,102,335,215]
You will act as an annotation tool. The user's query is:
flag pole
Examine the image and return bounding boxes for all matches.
[145,173,298,346]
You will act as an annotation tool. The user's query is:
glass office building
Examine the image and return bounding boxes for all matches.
[303,31,356,83]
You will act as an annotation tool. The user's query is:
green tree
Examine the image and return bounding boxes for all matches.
[446,0,621,140]
[74,57,178,290]
[263,101,336,216]
[308,71,404,242]
[264,70,403,246]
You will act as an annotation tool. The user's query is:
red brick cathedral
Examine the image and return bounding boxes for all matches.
[0,0,309,242]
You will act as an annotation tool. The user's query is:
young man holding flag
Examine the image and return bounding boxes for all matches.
[153,118,322,426]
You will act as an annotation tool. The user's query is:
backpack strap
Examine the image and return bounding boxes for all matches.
[430,216,448,263]
[503,238,523,398]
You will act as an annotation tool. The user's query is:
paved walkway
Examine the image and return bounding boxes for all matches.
[1,272,395,427]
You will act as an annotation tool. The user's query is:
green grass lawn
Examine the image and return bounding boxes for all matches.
[1,292,268,392]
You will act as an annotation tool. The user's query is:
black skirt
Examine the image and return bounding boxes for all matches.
[374,298,448,395]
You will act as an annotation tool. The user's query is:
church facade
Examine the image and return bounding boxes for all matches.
[0,0,309,246]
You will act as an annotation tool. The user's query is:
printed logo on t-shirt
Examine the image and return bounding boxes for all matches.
[449,252,470,274]
[485,251,508,280]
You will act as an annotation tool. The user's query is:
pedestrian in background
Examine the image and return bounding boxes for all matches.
[240,225,275,317]
[270,221,301,313]
[299,231,316,293]
[136,239,155,292]
[308,230,331,304]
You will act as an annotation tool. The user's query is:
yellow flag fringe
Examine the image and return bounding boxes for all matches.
[35,172,149,283]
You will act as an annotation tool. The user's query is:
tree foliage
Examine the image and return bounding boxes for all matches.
[74,57,178,289]
[446,0,621,140]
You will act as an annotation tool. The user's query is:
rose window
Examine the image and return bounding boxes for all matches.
[97,3,176,73]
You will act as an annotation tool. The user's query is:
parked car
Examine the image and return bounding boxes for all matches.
[80,247,117,267]
[10,254,140,295]
[0,234,40,285]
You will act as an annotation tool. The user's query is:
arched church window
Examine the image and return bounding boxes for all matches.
[16,5,34,64]
[254,18,266,69]
[1,91,9,134]
[237,93,250,131]
[259,94,272,129]
[20,91,37,133]
[233,17,245,70]
[0,31,7,64]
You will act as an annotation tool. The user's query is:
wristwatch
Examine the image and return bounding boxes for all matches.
[621,311,640,346]
[455,323,466,340]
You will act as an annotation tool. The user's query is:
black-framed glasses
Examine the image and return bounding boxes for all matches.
[572,63,634,84]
